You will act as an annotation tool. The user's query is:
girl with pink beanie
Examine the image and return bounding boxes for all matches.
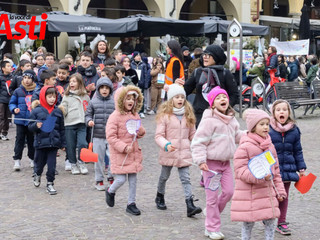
[191,86,244,239]
[231,109,287,240]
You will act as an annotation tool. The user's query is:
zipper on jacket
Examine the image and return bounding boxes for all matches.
[282,132,285,143]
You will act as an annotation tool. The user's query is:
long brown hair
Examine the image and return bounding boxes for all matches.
[272,99,295,124]
[92,40,111,60]
[156,98,196,128]
[64,73,88,96]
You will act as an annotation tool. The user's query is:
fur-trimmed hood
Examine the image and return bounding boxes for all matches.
[32,99,65,115]
[114,85,143,115]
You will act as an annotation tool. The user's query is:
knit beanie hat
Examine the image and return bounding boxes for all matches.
[243,109,270,132]
[20,53,31,62]
[255,57,264,64]
[181,46,189,53]
[22,69,36,81]
[204,44,227,65]
[207,86,229,108]
[132,51,140,59]
[167,84,186,100]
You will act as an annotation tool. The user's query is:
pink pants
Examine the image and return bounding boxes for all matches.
[203,160,234,232]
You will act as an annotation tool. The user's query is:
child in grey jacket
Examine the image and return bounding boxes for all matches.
[85,77,115,190]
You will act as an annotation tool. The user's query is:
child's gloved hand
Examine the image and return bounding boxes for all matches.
[14,108,20,114]
[199,163,209,172]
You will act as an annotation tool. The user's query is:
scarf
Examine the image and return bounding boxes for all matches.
[213,108,234,124]
[248,132,272,151]
[21,81,36,91]
[270,117,294,133]
[97,53,106,62]
[69,90,80,95]
[77,65,97,77]
[173,106,185,115]
[266,53,276,66]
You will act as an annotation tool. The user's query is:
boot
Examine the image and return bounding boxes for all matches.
[155,192,167,210]
[105,188,115,207]
[186,195,202,217]
[126,203,141,216]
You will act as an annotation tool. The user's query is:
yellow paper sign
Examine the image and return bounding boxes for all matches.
[265,151,276,165]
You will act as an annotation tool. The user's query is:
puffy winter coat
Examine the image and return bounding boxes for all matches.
[9,82,36,126]
[28,100,66,149]
[106,85,145,174]
[191,108,243,165]
[77,65,100,98]
[85,77,115,139]
[0,72,13,104]
[155,114,195,167]
[269,125,306,182]
[231,133,286,222]
[131,60,149,89]
[288,61,299,82]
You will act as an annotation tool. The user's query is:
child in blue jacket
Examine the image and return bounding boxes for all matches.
[9,70,37,171]
[269,99,307,235]
[28,86,66,195]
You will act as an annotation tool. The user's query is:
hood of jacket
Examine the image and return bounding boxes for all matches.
[95,77,114,100]
[114,85,143,115]
[39,86,58,114]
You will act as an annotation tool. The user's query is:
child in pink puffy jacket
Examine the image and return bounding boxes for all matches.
[154,84,202,218]
[231,109,286,240]
[191,86,243,240]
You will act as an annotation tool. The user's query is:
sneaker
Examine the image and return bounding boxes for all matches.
[13,160,21,171]
[78,162,88,175]
[65,160,71,171]
[126,203,141,216]
[276,223,291,235]
[95,181,106,191]
[33,174,41,187]
[204,229,223,240]
[105,188,115,207]
[1,134,9,140]
[139,113,145,119]
[46,182,57,195]
[29,159,34,168]
[71,164,80,175]
[147,110,155,115]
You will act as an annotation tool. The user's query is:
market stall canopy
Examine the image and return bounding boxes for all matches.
[198,17,269,36]
[116,14,204,37]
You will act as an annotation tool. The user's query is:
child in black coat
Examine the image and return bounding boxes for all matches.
[29,86,66,195]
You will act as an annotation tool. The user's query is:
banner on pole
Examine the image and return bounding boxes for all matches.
[270,39,309,56]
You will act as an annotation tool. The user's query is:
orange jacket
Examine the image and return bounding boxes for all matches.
[165,56,184,85]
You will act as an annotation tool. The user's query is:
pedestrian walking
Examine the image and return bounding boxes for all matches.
[154,84,202,217]
[191,86,243,239]
[269,100,307,235]
[105,85,145,216]
[231,109,286,240]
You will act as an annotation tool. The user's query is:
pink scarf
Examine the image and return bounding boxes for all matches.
[213,108,234,124]
[248,132,272,151]
[270,117,294,133]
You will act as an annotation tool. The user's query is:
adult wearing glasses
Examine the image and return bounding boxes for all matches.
[180,44,238,127]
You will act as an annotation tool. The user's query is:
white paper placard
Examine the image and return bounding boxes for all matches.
[248,150,276,179]
[157,73,165,84]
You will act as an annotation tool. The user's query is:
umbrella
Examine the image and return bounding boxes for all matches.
[116,14,204,37]
[299,4,310,40]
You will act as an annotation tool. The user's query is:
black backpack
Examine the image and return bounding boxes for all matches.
[195,66,226,94]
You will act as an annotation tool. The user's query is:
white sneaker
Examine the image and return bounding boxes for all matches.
[29,159,34,168]
[139,113,145,119]
[147,110,155,115]
[217,232,224,239]
[95,181,106,191]
[71,164,80,175]
[65,160,71,171]
[78,162,88,175]
[13,160,21,171]
[1,134,9,140]
[204,229,223,240]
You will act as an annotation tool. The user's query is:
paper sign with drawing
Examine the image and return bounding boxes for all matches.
[248,151,276,179]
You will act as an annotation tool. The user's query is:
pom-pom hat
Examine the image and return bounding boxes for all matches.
[22,69,36,81]
[207,86,229,108]
[167,84,186,100]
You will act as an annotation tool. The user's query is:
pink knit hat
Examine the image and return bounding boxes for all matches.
[243,109,270,132]
[207,86,229,107]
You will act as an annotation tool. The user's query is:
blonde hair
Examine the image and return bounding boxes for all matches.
[156,98,196,128]
[64,73,88,96]
[272,99,295,124]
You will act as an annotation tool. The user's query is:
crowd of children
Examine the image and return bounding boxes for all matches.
[0,42,308,239]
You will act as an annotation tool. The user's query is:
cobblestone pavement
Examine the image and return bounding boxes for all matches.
[0,108,319,240]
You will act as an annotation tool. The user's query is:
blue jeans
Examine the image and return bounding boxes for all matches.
[65,123,87,164]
